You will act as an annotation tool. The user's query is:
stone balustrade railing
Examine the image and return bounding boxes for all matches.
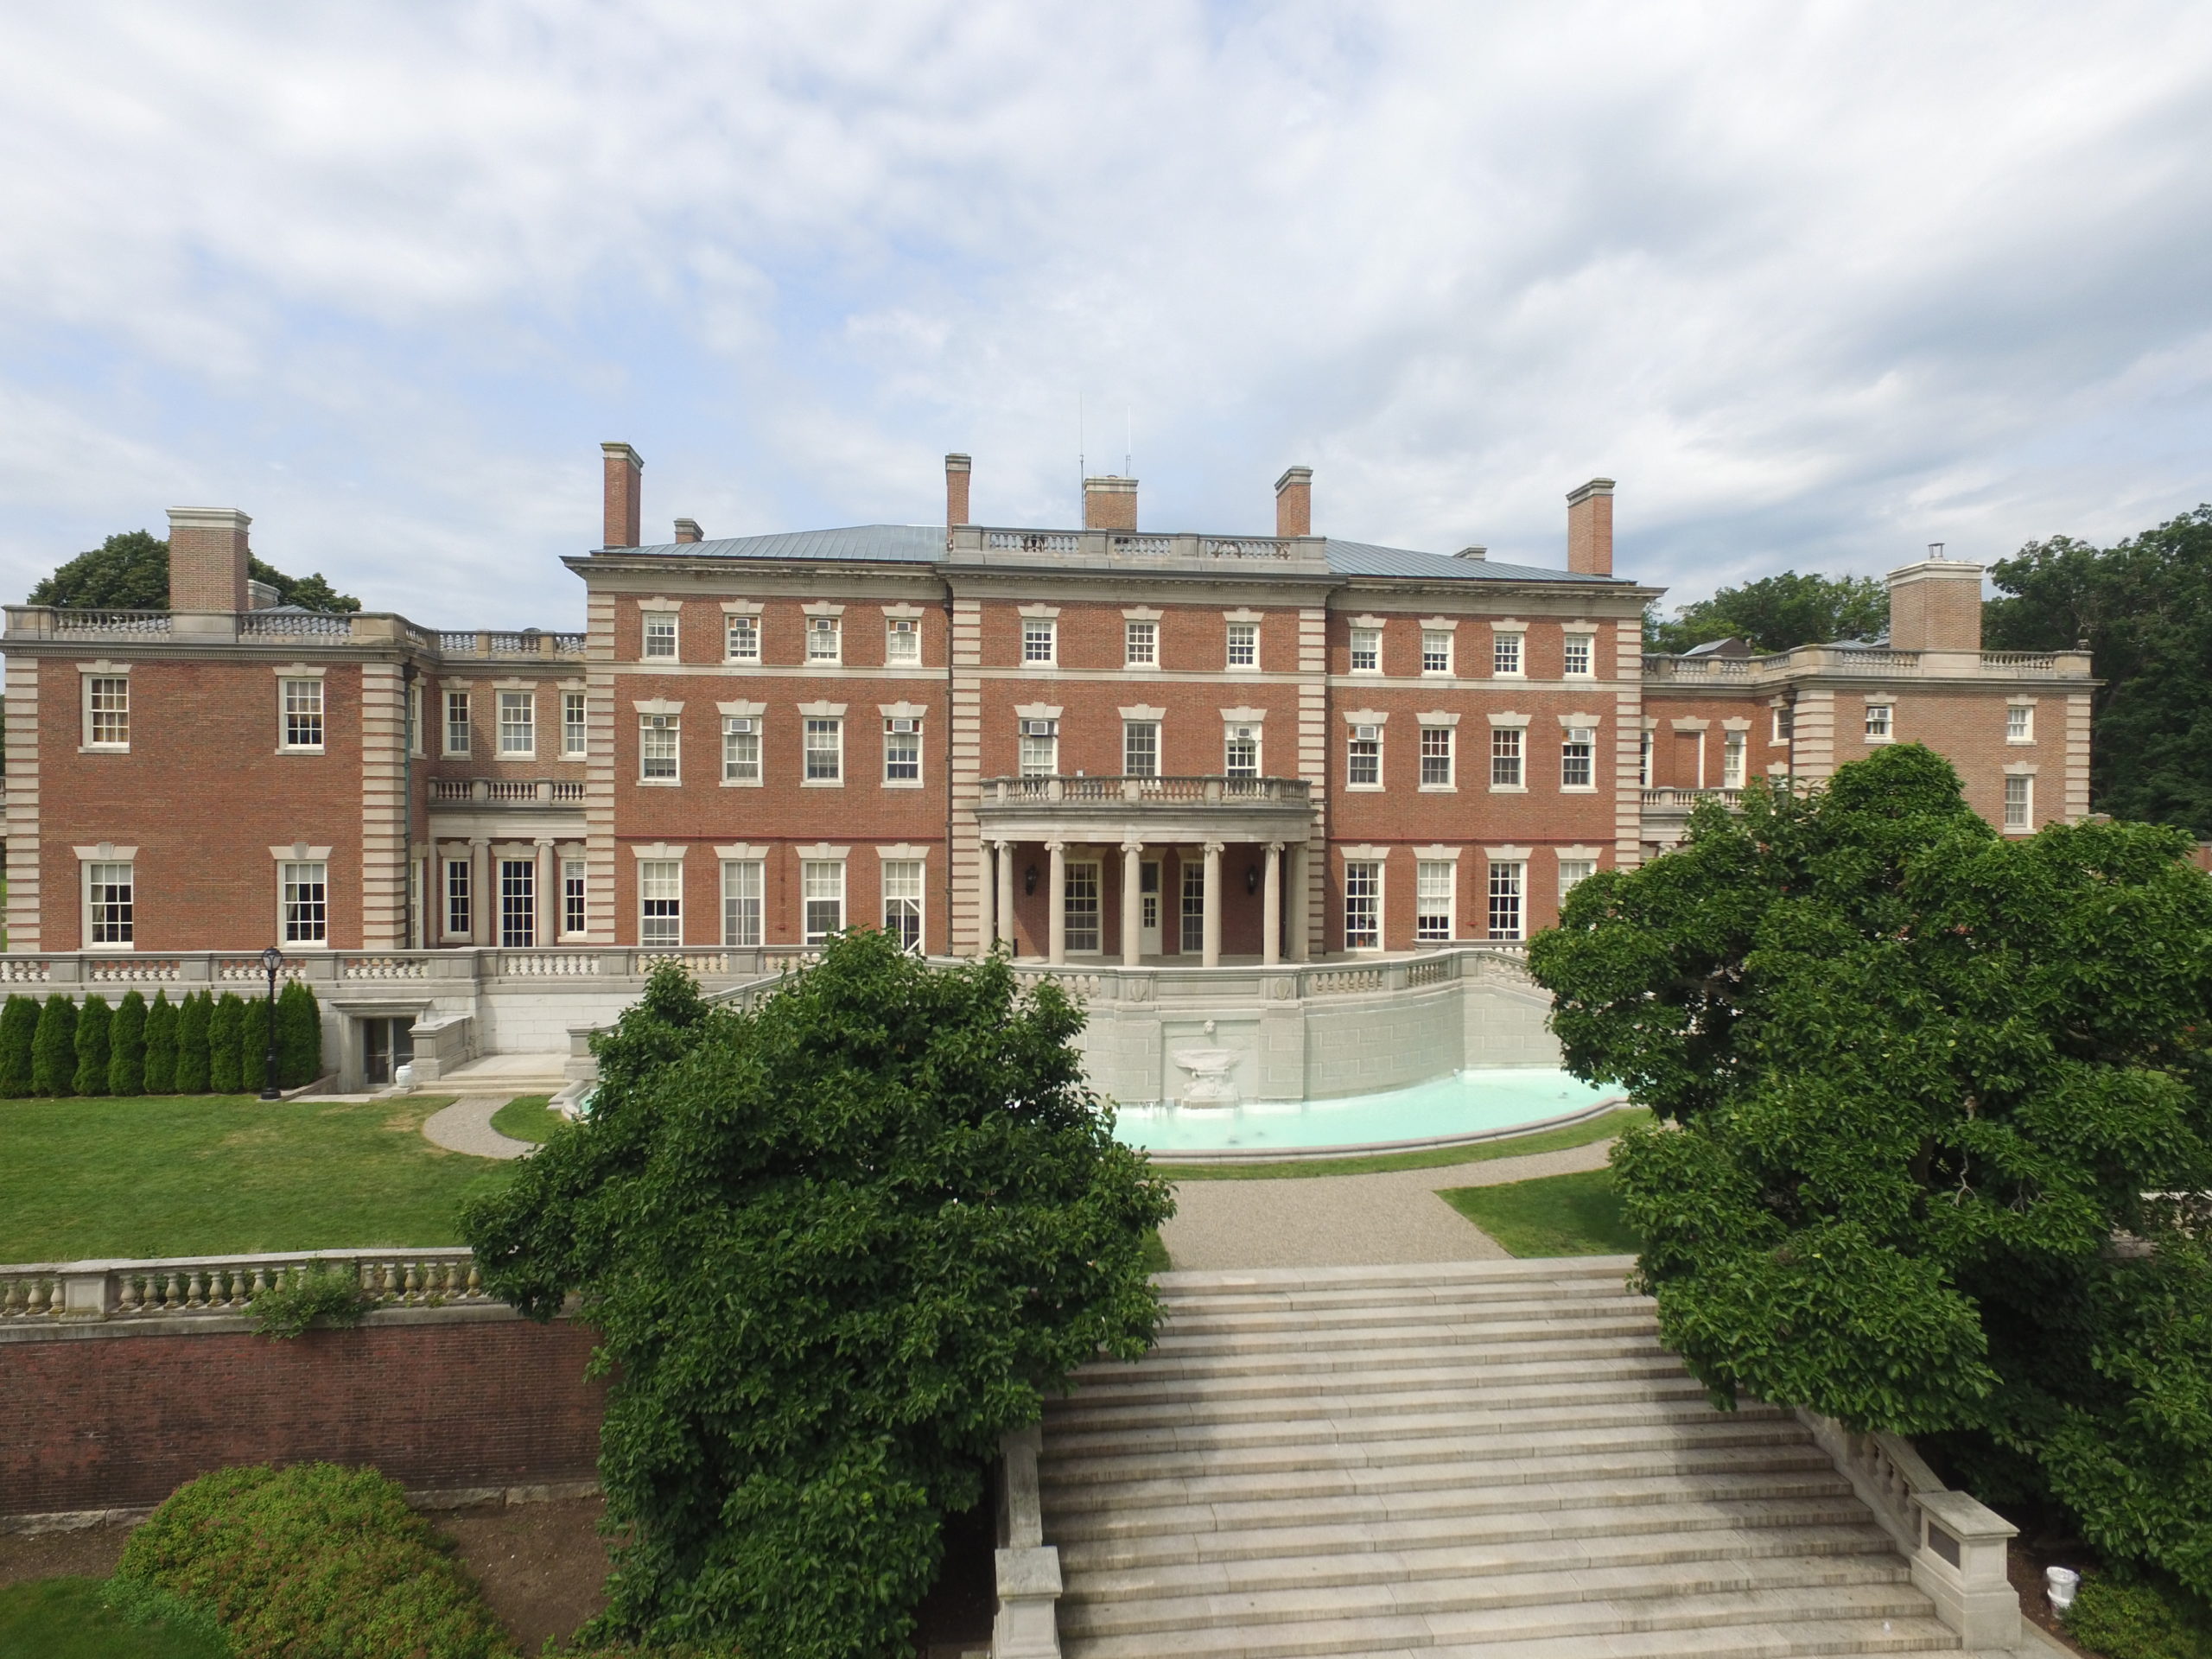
[1642,645,2092,683]
[429,779,588,805]
[982,774,1313,807]
[0,946,791,990]
[0,1248,493,1326]
[3,606,586,659]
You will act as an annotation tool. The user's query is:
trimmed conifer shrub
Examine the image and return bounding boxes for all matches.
[107,989,147,1096]
[174,991,211,1093]
[207,995,243,1094]
[0,994,37,1097]
[142,989,178,1093]
[276,980,322,1088]
[32,995,78,1096]
[72,995,111,1097]
[236,991,272,1095]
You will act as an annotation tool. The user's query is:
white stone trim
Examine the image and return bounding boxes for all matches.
[75,659,130,675]
[1416,710,1461,727]
[880,602,925,620]
[876,843,932,861]
[2003,761,2040,775]
[270,842,334,861]
[632,698,683,715]
[631,842,690,860]
[635,596,683,612]
[715,699,766,718]
[1491,618,1529,631]
[802,601,847,617]
[1418,616,1460,632]
[718,599,763,615]
[490,677,540,691]
[73,842,139,861]
[1220,706,1268,724]
[1721,716,1752,731]
[1014,702,1064,721]
[1670,717,1710,731]
[1017,602,1062,619]
[1412,845,1463,861]
[1484,844,1534,860]
[715,843,770,861]
[1342,709,1389,726]
[878,701,928,719]
[797,700,848,718]
[1120,704,1166,721]
[2008,694,2039,705]
[1556,712,1604,728]
[272,662,327,679]
[796,842,851,861]
[1122,606,1163,621]
[1485,710,1531,728]
[1338,844,1391,861]
[1350,613,1387,630]
[1556,844,1604,861]
[1223,607,1264,624]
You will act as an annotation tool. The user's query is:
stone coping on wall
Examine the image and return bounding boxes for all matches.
[1141,1095,1636,1165]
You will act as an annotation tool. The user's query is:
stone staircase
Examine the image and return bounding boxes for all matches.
[1039,1258,2005,1658]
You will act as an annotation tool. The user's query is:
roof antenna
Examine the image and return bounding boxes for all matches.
[1124,404,1132,478]
[1077,391,1085,506]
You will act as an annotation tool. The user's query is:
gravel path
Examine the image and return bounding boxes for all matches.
[1157,1136,1616,1269]
[423,1096,536,1160]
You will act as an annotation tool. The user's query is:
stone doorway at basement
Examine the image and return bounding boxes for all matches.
[362,1017,416,1087]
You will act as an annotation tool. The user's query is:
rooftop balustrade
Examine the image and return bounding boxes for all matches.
[950,524,1331,575]
[3,606,585,659]
[982,774,1312,807]
[1642,645,2092,683]
[429,779,588,806]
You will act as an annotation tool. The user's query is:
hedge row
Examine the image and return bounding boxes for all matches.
[0,982,321,1098]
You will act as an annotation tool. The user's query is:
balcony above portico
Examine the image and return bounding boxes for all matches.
[975,774,1314,843]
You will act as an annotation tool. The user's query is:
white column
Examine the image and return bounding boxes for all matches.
[469,838,490,947]
[1047,841,1066,965]
[1201,840,1224,969]
[996,842,1016,951]
[976,839,996,958]
[534,838,556,949]
[1287,842,1309,963]
[1262,841,1282,967]
[1121,839,1143,968]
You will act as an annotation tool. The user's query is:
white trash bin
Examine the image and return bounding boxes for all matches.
[2046,1566,2081,1613]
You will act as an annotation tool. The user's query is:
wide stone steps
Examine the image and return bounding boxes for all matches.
[1039,1262,1964,1657]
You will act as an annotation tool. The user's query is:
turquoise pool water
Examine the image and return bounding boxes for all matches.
[1112,1066,1623,1155]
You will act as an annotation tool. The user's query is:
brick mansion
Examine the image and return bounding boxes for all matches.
[3,448,2093,969]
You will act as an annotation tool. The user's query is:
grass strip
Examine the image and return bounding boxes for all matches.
[487,1094,565,1145]
[1147,1105,1647,1181]
[1439,1167,1641,1258]
[0,1577,232,1659]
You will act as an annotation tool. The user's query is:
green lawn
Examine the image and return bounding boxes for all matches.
[1440,1167,1641,1258]
[0,1095,517,1262]
[488,1093,565,1144]
[1150,1107,1649,1182]
[0,1579,230,1659]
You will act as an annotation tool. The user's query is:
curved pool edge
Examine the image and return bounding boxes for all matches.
[1135,1095,1637,1166]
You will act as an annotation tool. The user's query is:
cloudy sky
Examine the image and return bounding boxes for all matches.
[1,3,2208,623]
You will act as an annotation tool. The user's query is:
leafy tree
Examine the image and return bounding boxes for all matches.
[207,995,243,1094]
[173,992,210,1093]
[1647,570,1889,655]
[0,995,35,1097]
[72,995,112,1097]
[142,990,178,1093]
[462,938,1174,1657]
[27,530,361,613]
[32,995,78,1096]
[107,989,147,1096]
[1984,505,2212,836]
[276,980,322,1088]
[1529,743,2212,1598]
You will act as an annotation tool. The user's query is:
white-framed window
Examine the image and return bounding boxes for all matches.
[1638,728,1653,788]
[1224,723,1260,778]
[804,717,843,783]
[445,859,471,939]
[726,613,760,663]
[2005,775,2032,830]
[1492,631,1524,677]
[563,691,588,758]
[722,716,760,784]
[2007,704,2033,742]
[1559,858,1597,899]
[1124,721,1159,778]
[1773,703,1795,743]
[883,717,921,784]
[1022,618,1057,664]
[497,690,535,757]
[1348,724,1381,787]
[1349,626,1381,673]
[806,616,841,663]
[643,612,677,660]
[721,860,762,948]
[499,858,536,947]
[282,861,328,945]
[1415,861,1455,943]
[802,860,845,944]
[639,859,683,945]
[444,690,472,758]
[1420,726,1454,788]
[886,617,921,666]
[1064,861,1101,953]
[882,859,925,951]
[1421,630,1452,675]
[1125,620,1157,667]
[1226,621,1257,668]
[1487,860,1525,941]
[1722,730,1747,788]
[1491,728,1523,789]
[639,714,679,782]
[86,860,133,946]
[1344,860,1382,950]
[1180,862,1205,954]
[281,678,324,752]
[1563,634,1594,677]
[563,859,586,938]
[85,676,130,750]
[1561,728,1594,790]
[1018,718,1058,777]
[1866,702,1893,742]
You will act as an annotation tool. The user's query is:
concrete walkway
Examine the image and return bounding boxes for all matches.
[423,1096,537,1160]
[1157,1135,1614,1269]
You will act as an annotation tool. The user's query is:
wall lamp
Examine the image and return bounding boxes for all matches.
[1024,864,1039,895]
[1245,864,1260,895]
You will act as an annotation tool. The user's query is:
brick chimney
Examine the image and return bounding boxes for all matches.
[1887,552,1985,653]
[1274,467,1313,537]
[1084,476,1137,531]
[1567,478,1616,576]
[945,454,972,526]
[673,518,702,544]
[602,442,643,548]
[166,507,251,612]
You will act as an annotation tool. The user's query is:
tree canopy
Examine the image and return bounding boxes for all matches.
[1985,505,2212,836]
[1528,744,2212,1598]
[461,938,1173,1658]
[1646,569,1889,655]
[29,530,361,613]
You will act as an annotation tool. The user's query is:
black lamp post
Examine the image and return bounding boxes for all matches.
[258,945,284,1101]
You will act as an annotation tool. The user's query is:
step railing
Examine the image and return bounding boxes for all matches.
[993,1422,1063,1657]
[0,1248,493,1325]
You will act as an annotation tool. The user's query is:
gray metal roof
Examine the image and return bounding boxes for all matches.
[1321,537,1625,584]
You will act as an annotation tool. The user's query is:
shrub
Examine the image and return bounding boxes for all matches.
[108,988,148,1096]
[32,995,77,1096]
[143,989,178,1093]
[276,980,322,1088]
[73,994,112,1097]
[2067,1571,2212,1659]
[115,1462,515,1659]
[0,993,37,1097]
[206,995,242,1094]
[235,991,276,1096]
[173,992,210,1093]
[247,1262,368,1339]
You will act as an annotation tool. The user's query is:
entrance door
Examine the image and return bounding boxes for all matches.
[1139,861,1162,957]
[362,1018,416,1087]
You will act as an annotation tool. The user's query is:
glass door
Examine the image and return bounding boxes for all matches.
[1139,861,1162,957]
